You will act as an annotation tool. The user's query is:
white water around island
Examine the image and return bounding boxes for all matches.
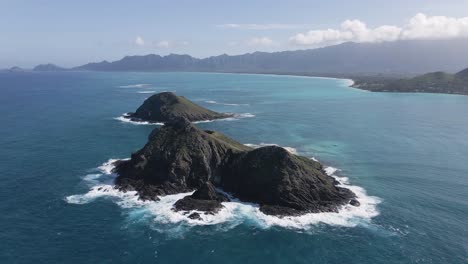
[66,75,381,231]
[114,112,256,126]
[4,71,468,262]
[66,154,380,231]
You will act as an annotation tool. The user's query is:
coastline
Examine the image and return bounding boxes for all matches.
[20,69,467,96]
[209,71,356,87]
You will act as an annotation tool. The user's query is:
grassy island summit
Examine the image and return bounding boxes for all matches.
[113,117,358,217]
[125,92,233,123]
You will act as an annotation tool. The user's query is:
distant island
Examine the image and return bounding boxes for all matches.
[33,64,65,72]
[352,68,468,95]
[124,92,233,123]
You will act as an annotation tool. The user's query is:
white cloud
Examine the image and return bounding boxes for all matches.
[156,40,170,48]
[135,36,145,46]
[401,13,468,39]
[290,13,468,46]
[217,23,307,30]
[247,37,274,46]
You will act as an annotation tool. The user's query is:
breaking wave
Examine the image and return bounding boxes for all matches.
[113,113,164,125]
[193,113,255,124]
[118,84,152,88]
[114,113,255,126]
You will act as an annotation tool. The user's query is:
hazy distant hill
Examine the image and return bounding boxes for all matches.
[2,66,26,72]
[33,64,65,71]
[71,39,468,75]
[353,68,468,95]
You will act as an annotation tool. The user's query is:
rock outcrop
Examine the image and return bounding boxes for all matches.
[219,146,355,215]
[125,92,233,123]
[114,117,250,200]
[114,117,357,216]
[174,182,229,214]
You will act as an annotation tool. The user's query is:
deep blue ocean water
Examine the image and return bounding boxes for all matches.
[0,71,467,263]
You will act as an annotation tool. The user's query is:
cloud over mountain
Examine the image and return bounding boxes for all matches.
[135,36,145,46]
[247,37,274,46]
[290,13,468,46]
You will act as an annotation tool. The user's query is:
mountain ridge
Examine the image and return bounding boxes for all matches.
[22,39,468,75]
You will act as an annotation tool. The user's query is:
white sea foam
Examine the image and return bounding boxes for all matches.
[342,79,355,87]
[118,84,152,88]
[205,100,249,106]
[115,112,255,126]
[244,143,298,154]
[114,113,164,126]
[66,156,380,231]
[193,113,255,124]
[98,158,129,174]
[324,166,339,175]
[137,91,157,94]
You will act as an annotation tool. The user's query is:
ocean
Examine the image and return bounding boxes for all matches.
[0,71,467,263]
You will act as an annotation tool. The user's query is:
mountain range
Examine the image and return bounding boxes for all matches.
[25,39,468,75]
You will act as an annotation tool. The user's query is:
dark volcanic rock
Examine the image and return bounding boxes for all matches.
[114,117,251,200]
[173,182,230,214]
[349,198,360,207]
[126,92,233,122]
[114,117,356,216]
[191,181,229,202]
[220,146,355,215]
[188,212,201,220]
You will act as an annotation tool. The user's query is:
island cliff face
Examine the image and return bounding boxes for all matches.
[114,118,357,216]
[126,92,233,123]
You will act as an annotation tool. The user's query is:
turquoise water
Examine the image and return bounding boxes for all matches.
[1,72,467,263]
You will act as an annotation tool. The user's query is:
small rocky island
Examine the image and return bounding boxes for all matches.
[124,92,233,123]
[113,117,357,217]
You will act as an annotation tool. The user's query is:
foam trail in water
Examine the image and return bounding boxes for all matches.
[114,113,164,126]
[67,154,380,231]
[205,100,249,106]
[118,84,152,88]
[137,91,157,94]
[114,112,255,126]
[193,113,255,124]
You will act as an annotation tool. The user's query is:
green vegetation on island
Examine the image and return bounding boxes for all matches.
[352,68,468,95]
[126,92,233,123]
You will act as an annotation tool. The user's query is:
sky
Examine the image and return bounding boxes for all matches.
[1,0,468,68]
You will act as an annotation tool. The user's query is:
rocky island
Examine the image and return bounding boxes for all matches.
[113,117,357,216]
[124,92,234,123]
